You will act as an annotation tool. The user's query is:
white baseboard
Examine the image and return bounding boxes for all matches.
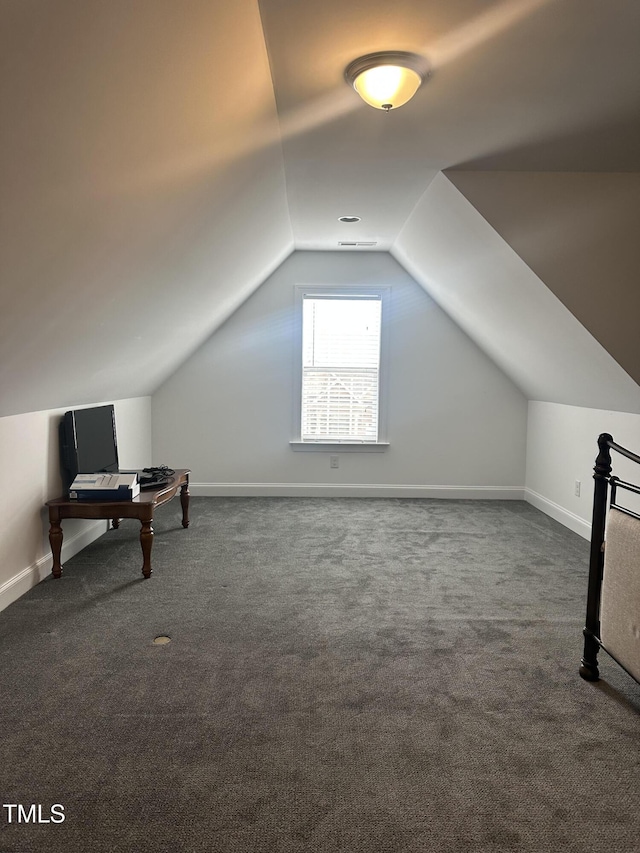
[524,488,591,539]
[190,483,525,499]
[0,520,108,613]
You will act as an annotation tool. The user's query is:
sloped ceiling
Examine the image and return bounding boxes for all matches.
[0,0,293,417]
[392,173,640,414]
[258,0,640,247]
[1,0,639,417]
[444,171,640,386]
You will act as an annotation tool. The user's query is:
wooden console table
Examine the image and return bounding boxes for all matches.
[46,469,190,579]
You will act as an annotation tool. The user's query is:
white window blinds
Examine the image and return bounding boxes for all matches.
[301,294,382,442]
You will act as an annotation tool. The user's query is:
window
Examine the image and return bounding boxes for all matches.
[292,286,390,449]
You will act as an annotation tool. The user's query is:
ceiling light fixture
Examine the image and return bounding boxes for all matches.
[345,51,430,111]
[338,216,361,223]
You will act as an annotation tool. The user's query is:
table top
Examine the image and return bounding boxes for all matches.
[47,469,190,509]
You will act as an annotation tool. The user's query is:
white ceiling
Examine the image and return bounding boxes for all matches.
[258,0,640,248]
[1,0,639,417]
[393,173,640,414]
[0,0,293,416]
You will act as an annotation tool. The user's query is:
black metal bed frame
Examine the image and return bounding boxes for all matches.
[580,432,640,684]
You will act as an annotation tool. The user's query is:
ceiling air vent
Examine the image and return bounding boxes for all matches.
[338,241,378,247]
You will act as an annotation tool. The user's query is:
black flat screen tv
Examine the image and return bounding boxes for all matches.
[59,404,119,489]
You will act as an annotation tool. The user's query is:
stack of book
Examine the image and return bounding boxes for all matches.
[69,473,140,501]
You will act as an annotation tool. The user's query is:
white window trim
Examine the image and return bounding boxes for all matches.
[290,284,391,451]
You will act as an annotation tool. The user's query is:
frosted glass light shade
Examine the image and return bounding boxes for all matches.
[354,65,422,110]
[345,51,429,111]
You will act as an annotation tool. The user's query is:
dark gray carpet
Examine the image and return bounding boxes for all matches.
[1,498,638,852]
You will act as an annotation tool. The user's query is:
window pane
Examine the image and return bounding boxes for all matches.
[301,297,381,441]
[302,298,381,369]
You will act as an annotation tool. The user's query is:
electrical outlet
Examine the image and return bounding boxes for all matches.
[574,480,581,497]
[330,455,339,469]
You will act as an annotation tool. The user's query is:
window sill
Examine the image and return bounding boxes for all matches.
[289,441,390,453]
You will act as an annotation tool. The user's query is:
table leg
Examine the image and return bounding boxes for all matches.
[49,521,63,579]
[180,482,190,528]
[140,520,153,578]
[112,518,120,529]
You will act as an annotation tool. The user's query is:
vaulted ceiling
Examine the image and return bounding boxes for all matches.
[1,0,639,417]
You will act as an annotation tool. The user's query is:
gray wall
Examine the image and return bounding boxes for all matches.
[525,401,640,538]
[0,397,152,611]
[152,251,527,495]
